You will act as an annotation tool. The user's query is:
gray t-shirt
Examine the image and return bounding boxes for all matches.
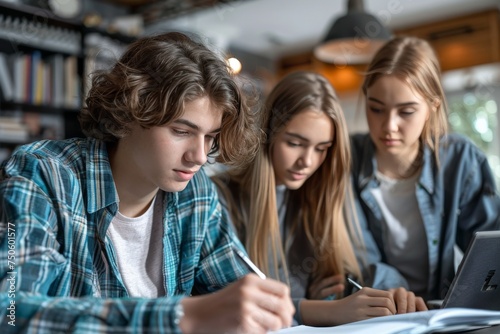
[371,170,429,297]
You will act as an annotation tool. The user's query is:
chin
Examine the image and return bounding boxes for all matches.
[284,181,305,190]
[162,181,190,193]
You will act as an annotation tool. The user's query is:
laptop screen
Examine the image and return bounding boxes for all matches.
[442,230,500,310]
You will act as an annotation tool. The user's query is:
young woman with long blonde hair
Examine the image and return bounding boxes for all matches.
[212,71,426,326]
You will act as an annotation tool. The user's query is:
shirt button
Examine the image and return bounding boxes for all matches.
[433,239,438,246]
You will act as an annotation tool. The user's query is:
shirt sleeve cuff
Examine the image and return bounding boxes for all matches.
[292,298,304,325]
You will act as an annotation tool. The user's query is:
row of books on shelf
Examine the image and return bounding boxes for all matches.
[0,115,29,143]
[0,112,64,144]
[0,51,81,109]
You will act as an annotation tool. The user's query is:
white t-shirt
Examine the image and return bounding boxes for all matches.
[107,193,165,297]
[371,170,429,296]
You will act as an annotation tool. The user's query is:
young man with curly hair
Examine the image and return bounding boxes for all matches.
[0,32,294,333]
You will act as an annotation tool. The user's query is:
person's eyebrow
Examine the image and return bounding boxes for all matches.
[368,97,419,107]
[285,132,333,145]
[368,97,385,105]
[173,119,221,134]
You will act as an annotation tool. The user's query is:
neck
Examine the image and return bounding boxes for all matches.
[108,142,159,217]
[376,143,423,179]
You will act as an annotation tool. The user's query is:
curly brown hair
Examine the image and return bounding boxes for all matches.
[79,32,260,167]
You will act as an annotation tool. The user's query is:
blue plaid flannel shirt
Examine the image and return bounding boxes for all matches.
[0,138,249,333]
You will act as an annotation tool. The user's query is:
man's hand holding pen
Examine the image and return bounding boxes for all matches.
[180,274,295,334]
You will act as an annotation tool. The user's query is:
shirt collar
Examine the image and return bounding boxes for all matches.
[418,145,435,194]
[85,138,120,214]
[357,136,377,189]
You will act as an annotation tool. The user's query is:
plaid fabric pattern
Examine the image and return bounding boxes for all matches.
[0,138,249,333]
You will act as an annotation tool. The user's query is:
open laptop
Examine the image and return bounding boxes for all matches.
[439,230,500,310]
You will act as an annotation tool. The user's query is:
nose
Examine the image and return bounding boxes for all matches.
[297,148,313,169]
[382,112,399,133]
[185,137,208,166]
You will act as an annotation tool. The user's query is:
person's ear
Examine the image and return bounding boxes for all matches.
[432,99,441,111]
[427,99,440,121]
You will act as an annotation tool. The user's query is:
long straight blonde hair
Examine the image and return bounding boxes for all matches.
[214,71,362,284]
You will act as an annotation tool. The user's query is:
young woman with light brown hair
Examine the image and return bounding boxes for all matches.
[351,36,500,302]
[213,71,426,326]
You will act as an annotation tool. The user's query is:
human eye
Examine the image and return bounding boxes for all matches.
[287,141,301,147]
[368,105,382,113]
[205,134,217,144]
[400,108,416,116]
[315,145,331,152]
[172,128,190,136]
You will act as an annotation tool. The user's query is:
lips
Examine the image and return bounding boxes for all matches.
[176,169,197,174]
[174,169,197,181]
[288,170,307,181]
[380,138,400,146]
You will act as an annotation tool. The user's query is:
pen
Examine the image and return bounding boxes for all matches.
[234,248,267,280]
[347,276,363,290]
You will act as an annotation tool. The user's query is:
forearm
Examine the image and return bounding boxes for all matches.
[299,299,340,327]
[1,292,184,333]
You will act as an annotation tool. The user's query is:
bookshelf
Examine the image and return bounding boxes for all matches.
[0,0,132,161]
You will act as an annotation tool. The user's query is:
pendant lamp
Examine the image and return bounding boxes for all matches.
[314,0,392,65]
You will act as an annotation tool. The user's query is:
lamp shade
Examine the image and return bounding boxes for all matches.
[314,1,391,65]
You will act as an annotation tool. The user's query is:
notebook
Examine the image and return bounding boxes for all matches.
[271,308,500,334]
[440,230,500,310]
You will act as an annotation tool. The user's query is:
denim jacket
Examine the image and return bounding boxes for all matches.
[350,133,500,300]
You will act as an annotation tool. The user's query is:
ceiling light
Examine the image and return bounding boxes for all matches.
[314,0,392,65]
[227,57,242,74]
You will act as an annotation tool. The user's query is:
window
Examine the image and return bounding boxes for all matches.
[443,64,500,190]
